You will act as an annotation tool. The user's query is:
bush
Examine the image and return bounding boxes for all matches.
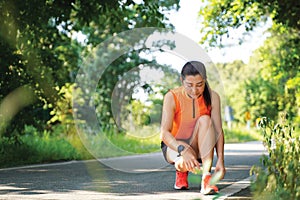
[251,115,300,199]
[0,125,93,168]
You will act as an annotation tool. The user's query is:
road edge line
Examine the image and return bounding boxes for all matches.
[0,160,82,171]
[215,174,255,200]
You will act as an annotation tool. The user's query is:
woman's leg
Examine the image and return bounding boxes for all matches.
[190,115,216,174]
[165,141,194,190]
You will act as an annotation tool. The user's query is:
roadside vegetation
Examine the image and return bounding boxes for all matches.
[251,115,300,200]
[0,122,263,168]
[200,1,300,197]
[0,4,299,200]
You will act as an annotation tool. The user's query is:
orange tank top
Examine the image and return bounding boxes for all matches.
[170,86,211,140]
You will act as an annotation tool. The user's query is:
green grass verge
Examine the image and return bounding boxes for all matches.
[224,127,263,143]
[0,124,264,168]
[0,126,93,168]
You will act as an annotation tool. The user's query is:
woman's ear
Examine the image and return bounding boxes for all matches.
[180,76,183,82]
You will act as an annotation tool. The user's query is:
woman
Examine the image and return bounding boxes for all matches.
[160,61,225,195]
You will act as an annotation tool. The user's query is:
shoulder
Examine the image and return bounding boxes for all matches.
[164,90,175,104]
[163,91,176,111]
[210,90,220,105]
[164,90,174,100]
[164,87,182,100]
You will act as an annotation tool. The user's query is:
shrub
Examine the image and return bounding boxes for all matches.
[0,125,92,168]
[251,115,300,199]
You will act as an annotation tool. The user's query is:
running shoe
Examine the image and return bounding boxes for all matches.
[200,173,219,195]
[174,170,189,190]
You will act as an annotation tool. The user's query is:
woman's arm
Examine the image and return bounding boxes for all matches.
[160,92,180,151]
[211,90,226,177]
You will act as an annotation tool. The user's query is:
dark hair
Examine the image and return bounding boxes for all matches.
[181,61,211,107]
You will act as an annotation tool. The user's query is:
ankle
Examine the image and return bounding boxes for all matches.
[176,169,188,173]
[202,172,211,177]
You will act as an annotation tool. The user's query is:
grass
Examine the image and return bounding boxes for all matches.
[224,127,263,143]
[107,133,161,154]
[0,124,264,168]
[0,125,93,168]
[79,124,263,159]
[107,124,161,153]
[105,126,264,155]
[76,124,162,159]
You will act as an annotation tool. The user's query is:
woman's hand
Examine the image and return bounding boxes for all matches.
[215,158,226,179]
[181,146,200,171]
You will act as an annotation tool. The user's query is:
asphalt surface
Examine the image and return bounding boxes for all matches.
[0,141,267,200]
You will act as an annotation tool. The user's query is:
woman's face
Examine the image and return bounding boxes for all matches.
[181,74,205,99]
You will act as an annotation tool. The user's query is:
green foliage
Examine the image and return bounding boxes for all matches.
[110,64,180,130]
[0,0,180,140]
[92,53,160,127]
[199,0,300,47]
[216,61,251,123]
[0,125,93,168]
[47,83,83,135]
[90,57,180,131]
[245,27,300,124]
[251,115,300,200]
[205,1,300,126]
[199,0,267,47]
[60,124,162,159]
[244,76,279,121]
[126,99,151,127]
[0,136,33,167]
[224,126,263,143]
[107,125,161,154]
[0,122,264,168]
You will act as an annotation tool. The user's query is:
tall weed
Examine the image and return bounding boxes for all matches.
[251,115,300,199]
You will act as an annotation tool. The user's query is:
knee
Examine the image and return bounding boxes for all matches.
[196,115,211,126]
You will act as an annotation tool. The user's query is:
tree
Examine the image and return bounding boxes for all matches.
[106,56,180,131]
[0,0,180,138]
[216,60,248,123]
[247,26,300,123]
[199,0,300,124]
[199,0,300,47]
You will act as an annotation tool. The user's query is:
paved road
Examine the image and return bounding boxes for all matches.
[0,141,267,200]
